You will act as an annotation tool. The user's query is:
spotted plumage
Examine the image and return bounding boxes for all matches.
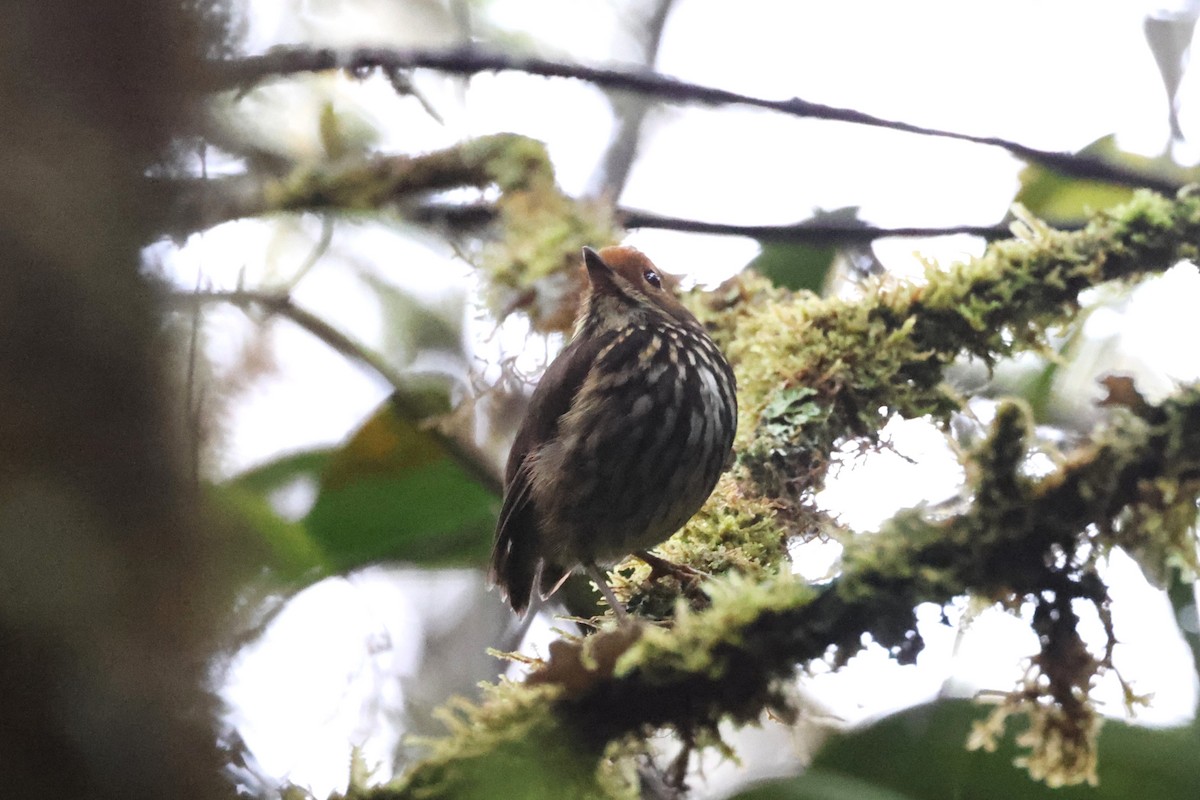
[489,246,737,615]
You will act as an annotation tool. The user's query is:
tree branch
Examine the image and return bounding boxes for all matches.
[710,190,1200,510]
[335,190,1200,799]
[170,289,503,495]
[373,383,1200,798]
[155,173,1022,244]
[618,207,1019,242]
[206,45,1188,194]
[587,0,677,199]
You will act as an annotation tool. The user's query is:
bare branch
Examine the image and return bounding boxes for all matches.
[587,0,678,199]
[156,174,1021,244]
[206,45,1186,194]
[171,288,503,495]
[617,207,1019,242]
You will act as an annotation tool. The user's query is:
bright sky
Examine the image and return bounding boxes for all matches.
[173,1,1200,796]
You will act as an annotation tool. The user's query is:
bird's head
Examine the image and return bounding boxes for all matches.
[580,246,698,329]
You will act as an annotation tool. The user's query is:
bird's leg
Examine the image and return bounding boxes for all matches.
[635,550,709,585]
[584,562,629,622]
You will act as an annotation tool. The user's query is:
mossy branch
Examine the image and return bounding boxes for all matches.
[703,189,1200,509]
[354,191,1200,797]
[359,381,1199,799]
[160,133,554,232]
[207,46,1188,194]
[162,134,618,335]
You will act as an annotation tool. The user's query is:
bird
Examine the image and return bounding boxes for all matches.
[489,245,737,618]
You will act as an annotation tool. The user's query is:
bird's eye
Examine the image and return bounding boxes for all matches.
[643,269,662,288]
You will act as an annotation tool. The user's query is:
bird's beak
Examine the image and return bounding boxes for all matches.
[582,246,619,296]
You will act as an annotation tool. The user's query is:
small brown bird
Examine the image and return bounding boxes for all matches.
[489,246,737,616]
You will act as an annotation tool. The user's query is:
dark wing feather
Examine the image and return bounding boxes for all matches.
[489,328,612,613]
[488,455,539,613]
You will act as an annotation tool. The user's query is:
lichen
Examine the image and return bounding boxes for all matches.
[609,472,792,616]
[478,181,617,333]
[469,136,620,333]
[378,680,629,800]
[969,687,1104,788]
[377,193,1200,798]
[689,190,1200,517]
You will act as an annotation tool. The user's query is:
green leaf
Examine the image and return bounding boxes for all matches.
[733,700,1200,800]
[231,448,330,496]
[304,399,497,570]
[210,483,329,581]
[748,207,868,292]
[735,769,918,800]
[750,241,836,293]
[1015,135,1199,224]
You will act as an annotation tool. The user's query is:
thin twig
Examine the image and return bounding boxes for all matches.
[618,207,1023,242]
[588,0,677,199]
[410,199,1023,241]
[186,275,206,486]
[206,45,1186,194]
[158,176,1026,243]
[170,288,503,495]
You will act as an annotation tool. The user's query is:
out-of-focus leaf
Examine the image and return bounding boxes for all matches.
[733,700,1200,800]
[362,273,465,365]
[231,448,330,496]
[735,769,917,800]
[1144,9,1200,140]
[748,208,870,292]
[749,241,836,293]
[1015,135,1199,223]
[305,398,497,570]
[210,483,329,581]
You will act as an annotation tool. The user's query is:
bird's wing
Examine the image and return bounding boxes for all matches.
[489,452,539,613]
[489,329,612,613]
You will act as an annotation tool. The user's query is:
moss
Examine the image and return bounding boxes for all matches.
[550,570,818,752]
[375,680,627,800]
[381,195,1200,798]
[691,191,1200,513]
[1099,383,1200,579]
[386,369,1199,794]
[609,472,792,616]
[478,183,617,333]
[453,135,621,333]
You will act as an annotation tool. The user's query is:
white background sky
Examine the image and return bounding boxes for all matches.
[170,1,1200,796]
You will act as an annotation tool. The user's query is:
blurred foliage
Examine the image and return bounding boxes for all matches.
[0,0,240,797]
[115,6,1200,797]
[1015,135,1200,223]
[230,399,496,576]
[733,700,1200,800]
[747,208,865,293]
[216,480,329,580]
[749,242,836,294]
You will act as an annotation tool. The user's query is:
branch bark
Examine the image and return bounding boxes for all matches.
[347,190,1200,797]
[206,45,1188,194]
[373,382,1200,799]
[156,169,1022,243]
[172,289,503,495]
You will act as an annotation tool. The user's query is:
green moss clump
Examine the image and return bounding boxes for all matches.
[682,191,1200,519]
[468,134,619,333]
[380,680,631,800]
[478,182,617,333]
[609,472,792,616]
